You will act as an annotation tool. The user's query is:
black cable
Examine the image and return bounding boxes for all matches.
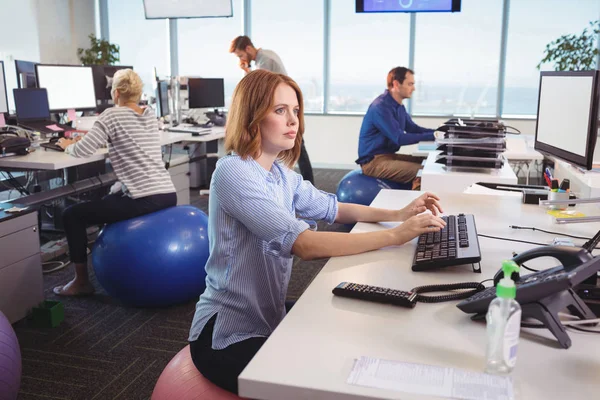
[510,225,591,240]
[477,233,547,247]
[568,326,600,334]
[503,125,521,134]
[411,282,486,303]
[509,225,600,250]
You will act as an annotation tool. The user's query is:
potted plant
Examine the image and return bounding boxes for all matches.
[537,20,599,71]
[77,34,120,65]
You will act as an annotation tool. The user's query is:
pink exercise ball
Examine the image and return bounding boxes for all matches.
[152,345,244,400]
[0,311,21,400]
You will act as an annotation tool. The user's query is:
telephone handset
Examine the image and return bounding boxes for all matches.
[492,246,594,287]
[458,245,600,348]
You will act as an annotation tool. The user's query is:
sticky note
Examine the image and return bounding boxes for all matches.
[0,113,5,127]
[547,210,586,218]
[46,124,64,132]
[67,108,77,121]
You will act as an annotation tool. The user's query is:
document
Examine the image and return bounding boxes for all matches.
[67,108,77,122]
[46,124,64,132]
[347,356,513,400]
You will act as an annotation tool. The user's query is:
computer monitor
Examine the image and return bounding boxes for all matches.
[15,60,38,89]
[356,0,461,13]
[0,61,8,114]
[156,80,169,118]
[35,64,97,112]
[534,71,600,171]
[188,78,225,109]
[13,88,51,121]
[91,65,134,103]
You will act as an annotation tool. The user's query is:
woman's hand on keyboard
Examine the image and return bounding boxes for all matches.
[399,192,443,220]
[393,213,446,244]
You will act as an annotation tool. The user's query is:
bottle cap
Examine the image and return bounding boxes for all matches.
[497,260,520,299]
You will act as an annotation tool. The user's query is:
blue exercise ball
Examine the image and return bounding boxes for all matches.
[336,169,412,206]
[92,205,209,307]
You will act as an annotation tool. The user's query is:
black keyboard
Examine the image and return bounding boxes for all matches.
[457,266,570,315]
[332,282,417,308]
[412,214,481,271]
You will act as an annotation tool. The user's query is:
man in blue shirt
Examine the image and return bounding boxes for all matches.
[357,67,436,189]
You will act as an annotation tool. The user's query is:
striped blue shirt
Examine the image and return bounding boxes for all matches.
[188,155,338,349]
[65,107,175,199]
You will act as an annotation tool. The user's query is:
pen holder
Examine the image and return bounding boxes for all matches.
[547,191,569,210]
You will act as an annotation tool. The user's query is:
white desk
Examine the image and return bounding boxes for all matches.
[0,128,225,171]
[553,158,600,199]
[421,152,518,193]
[239,190,600,400]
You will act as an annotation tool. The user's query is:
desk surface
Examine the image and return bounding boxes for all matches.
[0,127,225,171]
[239,190,600,400]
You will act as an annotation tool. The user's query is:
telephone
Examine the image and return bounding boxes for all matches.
[457,246,600,349]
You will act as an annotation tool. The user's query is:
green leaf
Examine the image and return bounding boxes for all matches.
[77,34,121,65]
[538,19,600,71]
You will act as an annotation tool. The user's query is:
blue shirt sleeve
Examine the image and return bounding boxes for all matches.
[372,105,435,147]
[291,172,338,225]
[405,112,435,135]
[212,160,309,259]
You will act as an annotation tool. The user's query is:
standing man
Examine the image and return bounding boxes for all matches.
[356,67,437,190]
[230,35,314,184]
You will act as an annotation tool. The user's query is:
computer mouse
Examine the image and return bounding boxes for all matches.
[49,137,60,143]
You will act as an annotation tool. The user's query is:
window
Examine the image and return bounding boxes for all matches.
[178,0,244,108]
[108,0,168,99]
[251,0,324,112]
[412,0,503,117]
[503,0,600,117]
[328,0,410,113]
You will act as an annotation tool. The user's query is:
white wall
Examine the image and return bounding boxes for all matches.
[0,0,96,112]
[303,115,537,169]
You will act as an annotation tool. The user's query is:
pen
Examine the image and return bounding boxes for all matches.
[544,167,554,181]
[543,172,552,187]
[551,179,559,192]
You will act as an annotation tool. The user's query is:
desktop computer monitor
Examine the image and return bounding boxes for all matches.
[13,88,51,121]
[534,70,600,170]
[35,64,97,112]
[156,80,169,118]
[15,60,38,89]
[188,78,225,109]
[91,65,134,104]
[0,61,8,114]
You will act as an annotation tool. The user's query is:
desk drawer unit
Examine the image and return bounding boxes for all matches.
[0,211,43,323]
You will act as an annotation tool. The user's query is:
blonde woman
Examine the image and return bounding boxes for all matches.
[188,69,445,394]
[55,69,176,296]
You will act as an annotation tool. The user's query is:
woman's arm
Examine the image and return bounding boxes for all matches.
[292,212,446,261]
[58,120,109,157]
[335,192,443,224]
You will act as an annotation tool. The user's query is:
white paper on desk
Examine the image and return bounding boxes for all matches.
[347,357,513,400]
[464,184,522,197]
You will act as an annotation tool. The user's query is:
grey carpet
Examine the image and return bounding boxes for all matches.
[13,167,351,400]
